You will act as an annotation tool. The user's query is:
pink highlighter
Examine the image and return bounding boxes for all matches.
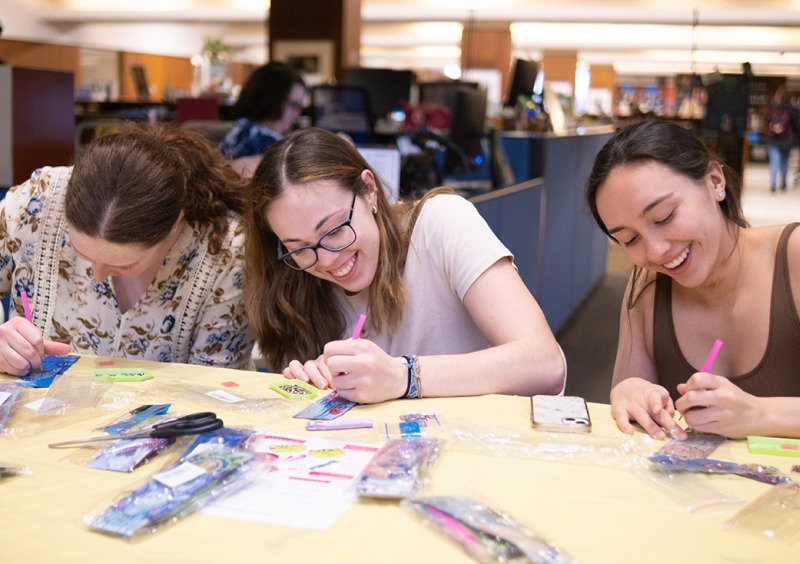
[701,339,723,373]
[352,313,366,339]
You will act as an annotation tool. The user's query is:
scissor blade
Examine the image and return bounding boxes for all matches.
[47,431,152,448]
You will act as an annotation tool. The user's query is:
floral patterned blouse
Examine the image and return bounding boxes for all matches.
[0,166,255,369]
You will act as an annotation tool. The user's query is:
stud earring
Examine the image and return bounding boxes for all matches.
[717,190,725,199]
[372,205,378,215]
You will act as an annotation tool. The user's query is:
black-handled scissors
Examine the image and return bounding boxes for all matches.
[48,412,224,448]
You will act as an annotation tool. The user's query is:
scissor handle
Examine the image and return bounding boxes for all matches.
[148,411,223,438]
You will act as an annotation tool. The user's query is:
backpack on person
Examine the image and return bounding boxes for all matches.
[768,105,794,140]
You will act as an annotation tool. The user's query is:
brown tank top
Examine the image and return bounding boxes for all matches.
[654,223,800,401]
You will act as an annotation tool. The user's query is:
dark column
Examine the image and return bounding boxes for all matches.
[268,0,361,82]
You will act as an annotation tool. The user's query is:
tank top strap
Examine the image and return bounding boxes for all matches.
[653,273,694,401]
[769,223,800,336]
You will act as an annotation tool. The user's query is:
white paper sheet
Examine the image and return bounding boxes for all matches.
[204,433,380,530]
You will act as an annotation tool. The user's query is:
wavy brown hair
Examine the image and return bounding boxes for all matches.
[585,119,748,308]
[245,127,446,370]
[66,122,247,254]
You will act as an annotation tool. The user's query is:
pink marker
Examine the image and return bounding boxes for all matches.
[351,313,367,339]
[701,339,723,373]
[20,291,32,322]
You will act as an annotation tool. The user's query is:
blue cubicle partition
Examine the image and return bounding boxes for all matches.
[471,179,545,300]
[472,127,613,333]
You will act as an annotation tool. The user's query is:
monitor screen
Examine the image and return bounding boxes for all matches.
[418,80,479,112]
[505,59,539,106]
[310,84,373,144]
[342,68,413,123]
[447,87,487,173]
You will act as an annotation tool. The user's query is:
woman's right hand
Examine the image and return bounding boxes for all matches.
[610,377,687,440]
[0,316,71,376]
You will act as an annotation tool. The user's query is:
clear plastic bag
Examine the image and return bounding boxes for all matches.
[403,495,577,564]
[84,443,268,540]
[357,437,443,499]
[725,481,800,542]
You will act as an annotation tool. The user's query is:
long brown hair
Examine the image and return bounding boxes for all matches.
[245,127,444,369]
[66,122,247,254]
[585,119,748,308]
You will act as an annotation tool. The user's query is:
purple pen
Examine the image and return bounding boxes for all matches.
[306,418,373,431]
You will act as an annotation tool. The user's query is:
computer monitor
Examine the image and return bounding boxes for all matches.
[505,58,539,107]
[418,80,480,112]
[342,68,413,124]
[446,87,488,174]
[310,84,374,144]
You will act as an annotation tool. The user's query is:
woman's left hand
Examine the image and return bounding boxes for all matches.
[322,339,407,404]
[675,372,761,439]
[282,355,333,390]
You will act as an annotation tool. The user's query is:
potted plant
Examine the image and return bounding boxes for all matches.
[200,36,233,93]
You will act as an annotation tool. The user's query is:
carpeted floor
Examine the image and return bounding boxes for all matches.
[557,247,629,404]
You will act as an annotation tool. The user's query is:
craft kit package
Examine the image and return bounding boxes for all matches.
[357,437,443,499]
[85,443,266,540]
[403,495,577,564]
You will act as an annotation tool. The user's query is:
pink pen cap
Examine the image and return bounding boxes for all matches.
[20,291,32,322]
[701,339,723,373]
[351,313,367,339]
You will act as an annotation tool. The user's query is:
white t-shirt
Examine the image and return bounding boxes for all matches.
[337,194,512,356]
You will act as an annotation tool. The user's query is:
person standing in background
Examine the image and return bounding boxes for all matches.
[219,61,306,160]
[766,85,799,193]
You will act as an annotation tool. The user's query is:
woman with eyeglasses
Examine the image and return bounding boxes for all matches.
[220,61,307,161]
[245,127,565,404]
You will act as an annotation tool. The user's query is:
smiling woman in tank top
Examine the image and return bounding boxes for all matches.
[586,120,800,440]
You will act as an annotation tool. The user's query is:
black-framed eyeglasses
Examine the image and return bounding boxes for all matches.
[277,191,358,271]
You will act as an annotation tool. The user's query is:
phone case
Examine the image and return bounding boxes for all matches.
[531,395,591,433]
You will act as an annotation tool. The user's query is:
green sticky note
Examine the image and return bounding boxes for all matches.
[93,368,154,382]
[747,436,800,458]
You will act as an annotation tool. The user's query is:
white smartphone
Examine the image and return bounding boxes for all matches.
[531,395,592,433]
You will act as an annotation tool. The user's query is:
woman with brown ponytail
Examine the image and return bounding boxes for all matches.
[0,122,254,373]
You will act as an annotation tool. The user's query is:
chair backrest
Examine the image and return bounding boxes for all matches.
[310,84,374,144]
[180,120,233,145]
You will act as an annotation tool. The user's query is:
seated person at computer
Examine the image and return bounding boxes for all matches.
[586,120,800,440]
[244,127,565,404]
[220,61,306,160]
[0,123,254,375]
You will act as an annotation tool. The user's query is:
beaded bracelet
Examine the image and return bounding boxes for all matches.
[402,354,421,399]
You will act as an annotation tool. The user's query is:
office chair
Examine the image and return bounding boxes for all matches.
[407,86,488,178]
[310,84,375,144]
[179,120,234,145]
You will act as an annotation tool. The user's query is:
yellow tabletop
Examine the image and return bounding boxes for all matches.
[1,355,797,563]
